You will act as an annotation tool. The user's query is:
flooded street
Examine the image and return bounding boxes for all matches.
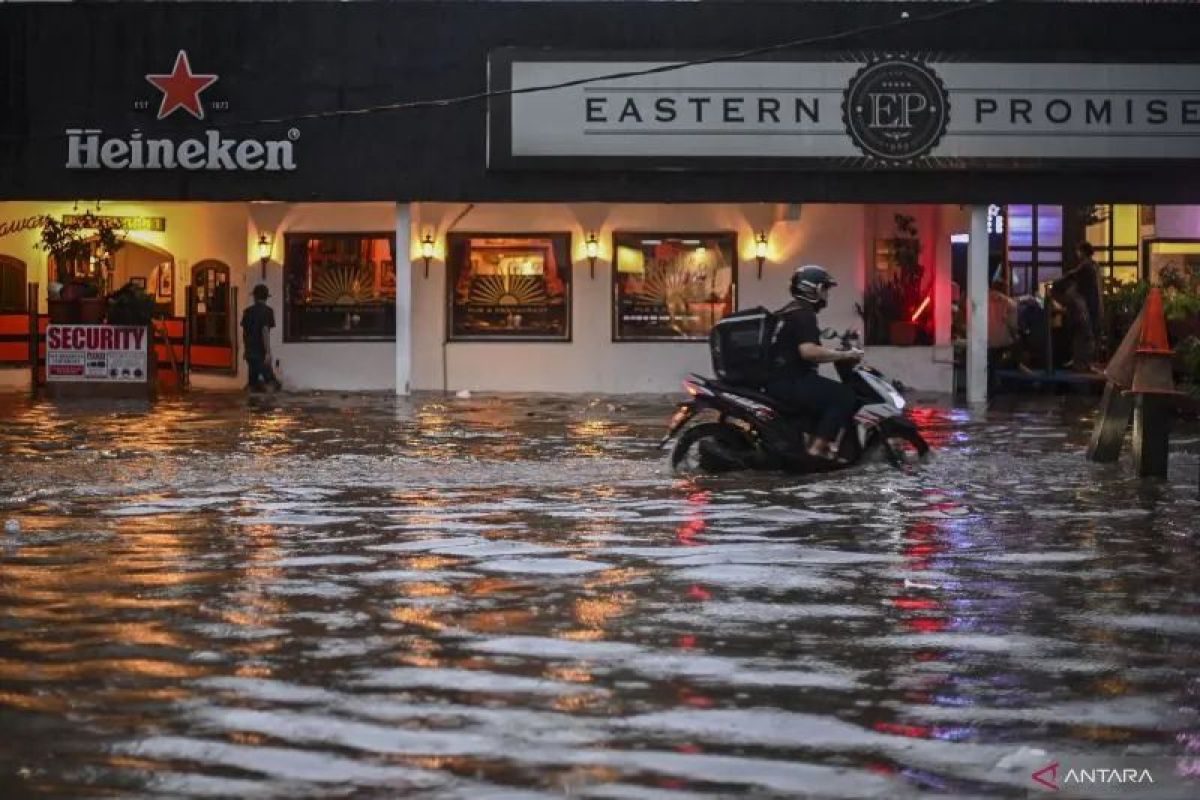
[1,391,1198,798]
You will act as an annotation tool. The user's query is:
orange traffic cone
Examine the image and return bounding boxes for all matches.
[1128,288,1183,397]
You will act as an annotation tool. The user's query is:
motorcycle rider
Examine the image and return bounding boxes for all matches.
[767,266,863,461]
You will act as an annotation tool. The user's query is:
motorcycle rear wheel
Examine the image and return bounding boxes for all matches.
[671,422,754,473]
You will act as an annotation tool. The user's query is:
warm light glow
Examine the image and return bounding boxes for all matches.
[754,232,768,260]
[420,233,436,260]
[585,233,599,260]
[911,295,931,322]
[256,233,272,262]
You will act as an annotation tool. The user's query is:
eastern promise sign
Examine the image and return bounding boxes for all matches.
[46,325,149,383]
[488,53,1200,168]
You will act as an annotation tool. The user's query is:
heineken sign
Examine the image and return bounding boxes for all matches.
[488,52,1200,169]
[65,49,298,172]
[66,129,296,171]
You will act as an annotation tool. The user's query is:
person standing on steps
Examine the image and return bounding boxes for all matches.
[241,283,282,392]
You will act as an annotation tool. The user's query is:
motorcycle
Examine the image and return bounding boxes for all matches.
[660,329,930,473]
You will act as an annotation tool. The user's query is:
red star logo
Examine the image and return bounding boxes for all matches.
[145,50,218,120]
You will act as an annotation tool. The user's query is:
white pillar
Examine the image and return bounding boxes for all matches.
[966,204,989,405]
[394,203,412,396]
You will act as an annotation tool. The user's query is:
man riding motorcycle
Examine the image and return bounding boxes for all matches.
[766,265,864,461]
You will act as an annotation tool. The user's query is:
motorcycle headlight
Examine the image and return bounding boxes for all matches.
[889,390,907,410]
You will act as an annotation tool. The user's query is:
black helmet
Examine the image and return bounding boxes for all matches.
[789,265,837,309]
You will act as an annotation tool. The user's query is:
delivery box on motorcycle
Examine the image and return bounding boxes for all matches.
[709,306,781,389]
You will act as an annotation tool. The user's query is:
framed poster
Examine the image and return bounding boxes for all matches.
[612,233,736,341]
[446,233,572,341]
[154,262,174,300]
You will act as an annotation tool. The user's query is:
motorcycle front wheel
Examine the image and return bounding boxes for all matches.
[670,422,755,473]
[880,425,931,467]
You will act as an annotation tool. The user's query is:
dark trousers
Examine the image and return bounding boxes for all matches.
[1063,291,1096,368]
[766,371,858,442]
[246,353,279,389]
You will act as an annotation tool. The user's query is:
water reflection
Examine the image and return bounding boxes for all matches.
[0,391,1197,798]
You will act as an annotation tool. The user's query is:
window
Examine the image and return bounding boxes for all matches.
[1086,204,1139,284]
[446,234,571,341]
[612,233,736,341]
[283,233,395,342]
[0,257,26,312]
[1006,205,1063,296]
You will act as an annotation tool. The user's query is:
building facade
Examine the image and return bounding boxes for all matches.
[2,2,1198,396]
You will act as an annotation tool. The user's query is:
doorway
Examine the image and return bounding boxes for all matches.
[190,261,233,345]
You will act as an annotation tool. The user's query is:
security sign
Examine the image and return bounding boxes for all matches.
[46,325,149,383]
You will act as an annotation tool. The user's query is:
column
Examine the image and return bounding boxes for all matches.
[394,202,412,396]
[966,204,989,404]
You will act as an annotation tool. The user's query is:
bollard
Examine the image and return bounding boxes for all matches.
[1126,289,1183,479]
[1132,395,1172,478]
[1087,381,1135,462]
[1086,306,1144,463]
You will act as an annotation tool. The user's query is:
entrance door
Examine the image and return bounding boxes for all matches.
[188,260,236,372]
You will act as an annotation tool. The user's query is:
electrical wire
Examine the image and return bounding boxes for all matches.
[1,0,1001,142]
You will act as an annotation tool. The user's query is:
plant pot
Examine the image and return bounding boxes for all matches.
[79,297,107,324]
[47,298,79,324]
[889,320,918,346]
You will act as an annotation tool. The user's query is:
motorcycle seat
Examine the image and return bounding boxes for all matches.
[707,380,780,408]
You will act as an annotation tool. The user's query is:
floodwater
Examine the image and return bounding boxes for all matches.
[0,391,1198,799]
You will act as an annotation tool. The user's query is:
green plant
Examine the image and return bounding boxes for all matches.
[37,213,127,293]
[858,214,931,345]
[1177,336,1200,387]
[106,282,157,325]
[856,282,902,346]
[1102,277,1149,349]
[38,216,91,285]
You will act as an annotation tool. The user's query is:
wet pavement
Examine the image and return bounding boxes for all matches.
[0,390,1198,799]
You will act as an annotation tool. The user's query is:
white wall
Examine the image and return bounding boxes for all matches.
[248,202,396,391]
[3,199,958,394]
[410,202,952,393]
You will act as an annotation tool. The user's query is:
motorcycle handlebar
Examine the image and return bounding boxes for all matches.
[821,328,862,349]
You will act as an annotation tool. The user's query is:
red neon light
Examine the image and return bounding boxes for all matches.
[910,295,932,322]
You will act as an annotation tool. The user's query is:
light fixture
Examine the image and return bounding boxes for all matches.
[420,232,435,279]
[257,233,272,279]
[585,232,599,279]
[754,232,769,279]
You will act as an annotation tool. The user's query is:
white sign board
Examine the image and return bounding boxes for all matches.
[491,55,1200,167]
[46,325,149,383]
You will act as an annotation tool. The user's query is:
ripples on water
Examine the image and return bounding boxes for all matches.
[0,391,1198,798]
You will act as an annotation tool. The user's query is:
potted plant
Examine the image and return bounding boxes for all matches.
[38,213,126,324]
[859,215,929,346]
[38,216,92,323]
[106,281,158,326]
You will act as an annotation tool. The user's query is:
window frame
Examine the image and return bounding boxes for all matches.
[444,232,574,343]
[1006,204,1064,297]
[1085,204,1140,284]
[610,231,739,343]
[282,231,397,343]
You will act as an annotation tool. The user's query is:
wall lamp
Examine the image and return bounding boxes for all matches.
[256,233,272,279]
[420,232,436,278]
[585,232,599,278]
[755,231,769,279]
